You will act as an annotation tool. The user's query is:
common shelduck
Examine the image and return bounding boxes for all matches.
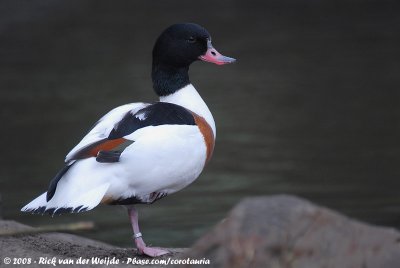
[21,23,235,257]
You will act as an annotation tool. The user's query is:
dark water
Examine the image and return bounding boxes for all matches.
[1,1,400,247]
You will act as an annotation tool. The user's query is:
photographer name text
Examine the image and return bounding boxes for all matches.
[3,256,210,266]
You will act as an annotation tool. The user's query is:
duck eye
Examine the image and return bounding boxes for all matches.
[187,37,196,43]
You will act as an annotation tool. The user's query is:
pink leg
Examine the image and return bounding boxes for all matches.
[127,206,170,257]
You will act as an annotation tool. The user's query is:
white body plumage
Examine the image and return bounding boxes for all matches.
[22,84,214,213]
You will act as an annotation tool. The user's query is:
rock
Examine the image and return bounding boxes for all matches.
[183,195,400,268]
[0,220,186,267]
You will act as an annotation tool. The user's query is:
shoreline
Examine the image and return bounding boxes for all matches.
[0,219,186,267]
[2,195,400,268]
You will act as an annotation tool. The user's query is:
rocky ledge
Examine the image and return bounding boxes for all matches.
[0,220,185,267]
[184,195,400,268]
[1,195,400,267]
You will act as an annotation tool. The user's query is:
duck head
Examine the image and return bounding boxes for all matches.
[152,23,235,96]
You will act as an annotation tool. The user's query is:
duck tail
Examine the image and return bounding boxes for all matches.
[21,192,48,214]
[21,183,110,216]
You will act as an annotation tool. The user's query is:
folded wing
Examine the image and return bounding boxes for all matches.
[65,103,149,162]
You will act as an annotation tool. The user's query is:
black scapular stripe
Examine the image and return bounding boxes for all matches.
[46,163,74,202]
[108,102,196,139]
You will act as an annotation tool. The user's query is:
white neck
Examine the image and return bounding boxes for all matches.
[159,84,216,137]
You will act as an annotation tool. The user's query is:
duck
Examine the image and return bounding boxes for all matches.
[21,23,235,257]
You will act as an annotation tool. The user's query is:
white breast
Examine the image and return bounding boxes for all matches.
[159,84,216,138]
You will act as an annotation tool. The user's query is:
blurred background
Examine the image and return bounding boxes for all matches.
[1,0,399,247]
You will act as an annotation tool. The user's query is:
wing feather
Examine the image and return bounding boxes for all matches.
[65,102,196,163]
[65,103,148,162]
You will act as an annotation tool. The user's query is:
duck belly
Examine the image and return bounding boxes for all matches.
[105,124,207,203]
